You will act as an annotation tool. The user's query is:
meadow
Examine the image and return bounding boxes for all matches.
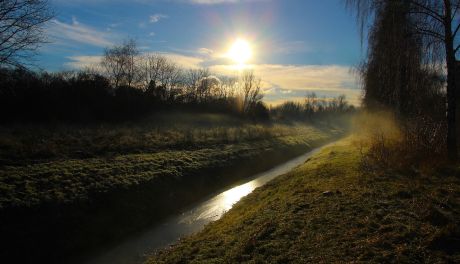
[0,111,345,262]
[0,112,343,208]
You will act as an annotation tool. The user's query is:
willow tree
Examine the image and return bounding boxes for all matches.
[347,0,460,161]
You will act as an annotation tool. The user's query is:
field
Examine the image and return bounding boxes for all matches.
[148,136,460,263]
[0,112,343,209]
[0,112,345,263]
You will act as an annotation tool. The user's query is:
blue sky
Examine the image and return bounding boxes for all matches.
[39,0,364,105]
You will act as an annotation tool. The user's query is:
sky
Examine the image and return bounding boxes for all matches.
[38,0,364,105]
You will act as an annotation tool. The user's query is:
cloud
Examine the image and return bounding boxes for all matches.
[64,51,360,105]
[150,14,168,23]
[261,87,361,106]
[210,63,360,105]
[66,52,204,70]
[47,17,114,47]
[198,48,214,55]
[211,64,357,89]
[160,53,204,68]
[66,55,103,69]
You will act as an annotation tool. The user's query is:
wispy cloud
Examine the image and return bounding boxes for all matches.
[210,64,357,90]
[66,52,204,70]
[65,51,360,105]
[66,55,103,69]
[47,17,114,47]
[261,87,362,106]
[150,13,168,23]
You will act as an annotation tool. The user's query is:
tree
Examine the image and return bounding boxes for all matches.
[347,0,460,161]
[241,70,263,114]
[101,39,139,88]
[123,40,139,88]
[0,0,53,66]
[139,53,166,90]
[184,68,210,103]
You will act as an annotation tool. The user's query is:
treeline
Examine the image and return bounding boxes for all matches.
[271,93,355,121]
[0,42,267,122]
[0,40,354,123]
[0,67,267,122]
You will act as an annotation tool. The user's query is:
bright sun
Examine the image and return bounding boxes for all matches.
[228,39,252,65]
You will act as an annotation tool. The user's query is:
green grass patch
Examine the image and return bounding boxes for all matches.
[148,137,460,263]
[0,124,334,209]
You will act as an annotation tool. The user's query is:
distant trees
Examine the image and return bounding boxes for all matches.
[101,39,139,88]
[183,68,210,103]
[271,93,355,121]
[0,57,270,122]
[0,0,53,66]
[241,71,263,114]
[347,0,459,160]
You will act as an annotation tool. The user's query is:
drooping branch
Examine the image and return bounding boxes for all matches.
[414,26,446,41]
[408,0,444,21]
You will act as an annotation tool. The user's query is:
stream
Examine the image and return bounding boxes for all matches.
[85,143,330,264]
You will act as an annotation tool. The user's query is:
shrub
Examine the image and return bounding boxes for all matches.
[354,111,447,174]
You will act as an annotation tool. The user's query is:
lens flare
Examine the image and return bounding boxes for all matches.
[228,39,252,65]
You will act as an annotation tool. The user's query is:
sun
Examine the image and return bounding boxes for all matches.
[228,39,252,65]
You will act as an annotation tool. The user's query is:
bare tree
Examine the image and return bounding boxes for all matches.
[304,92,319,119]
[123,39,139,88]
[138,53,183,101]
[241,70,263,114]
[139,53,168,89]
[184,68,210,102]
[219,75,238,99]
[102,44,125,88]
[0,0,53,66]
[101,39,139,88]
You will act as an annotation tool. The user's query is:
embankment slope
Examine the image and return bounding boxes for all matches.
[148,137,460,263]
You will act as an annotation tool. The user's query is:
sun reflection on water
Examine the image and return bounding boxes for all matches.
[222,182,256,211]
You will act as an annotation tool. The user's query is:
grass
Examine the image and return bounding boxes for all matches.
[148,136,460,263]
[0,115,338,209]
[0,112,345,263]
[0,112,316,163]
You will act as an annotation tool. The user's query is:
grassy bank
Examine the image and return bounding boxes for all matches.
[0,112,343,263]
[0,113,340,209]
[149,137,460,263]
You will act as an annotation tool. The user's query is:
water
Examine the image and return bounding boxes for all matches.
[85,144,329,264]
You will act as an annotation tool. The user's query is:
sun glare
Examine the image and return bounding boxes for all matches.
[228,39,252,65]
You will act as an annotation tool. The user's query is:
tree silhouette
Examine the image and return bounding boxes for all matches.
[347,0,460,161]
[101,39,139,88]
[0,0,53,66]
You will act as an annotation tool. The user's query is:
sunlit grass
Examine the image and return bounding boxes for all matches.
[0,113,324,163]
[148,137,460,263]
[0,112,341,209]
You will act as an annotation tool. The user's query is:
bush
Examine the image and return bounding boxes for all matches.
[354,111,447,173]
